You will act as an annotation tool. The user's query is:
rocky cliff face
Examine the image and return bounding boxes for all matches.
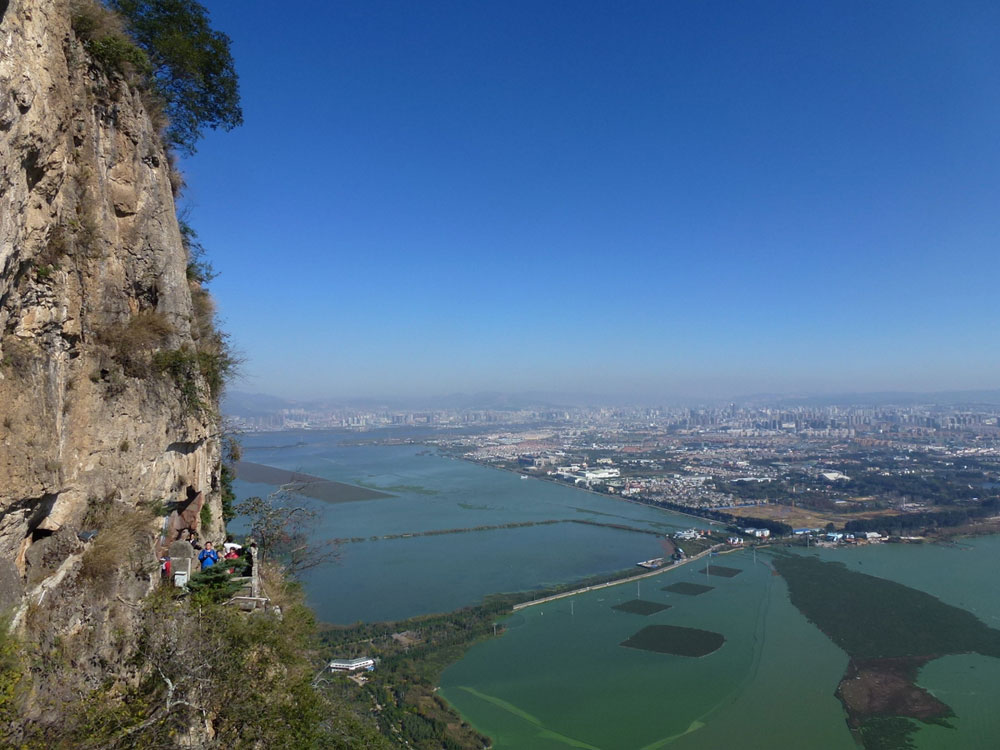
[0,0,225,719]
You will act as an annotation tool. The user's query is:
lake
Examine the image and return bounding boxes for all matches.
[440,537,1000,749]
[232,430,1000,748]
[232,429,709,623]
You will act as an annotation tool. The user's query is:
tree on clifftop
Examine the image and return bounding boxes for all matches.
[108,0,242,153]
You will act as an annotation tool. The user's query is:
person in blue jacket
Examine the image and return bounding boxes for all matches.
[198,541,219,569]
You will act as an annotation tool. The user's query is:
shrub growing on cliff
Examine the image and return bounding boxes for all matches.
[85,34,151,75]
[107,0,242,154]
[198,501,212,531]
[151,347,202,409]
[151,345,237,412]
[78,502,157,591]
[178,217,216,285]
[219,433,241,523]
[71,0,150,77]
[97,311,174,378]
[55,583,338,749]
[196,346,238,400]
[0,621,24,729]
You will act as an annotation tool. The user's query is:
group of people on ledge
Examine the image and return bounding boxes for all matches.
[197,539,246,571]
[160,536,257,580]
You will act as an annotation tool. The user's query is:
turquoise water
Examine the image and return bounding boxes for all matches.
[441,539,1000,749]
[233,430,709,623]
[441,550,853,749]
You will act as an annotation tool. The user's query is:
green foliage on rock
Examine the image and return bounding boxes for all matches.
[178,216,217,285]
[186,565,241,605]
[151,345,236,412]
[0,621,24,728]
[198,501,212,531]
[107,0,242,154]
[71,0,151,77]
[219,433,241,523]
[9,581,359,749]
[84,33,151,75]
[151,347,202,409]
[97,311,174,378]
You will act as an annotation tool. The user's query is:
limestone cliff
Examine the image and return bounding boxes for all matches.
[0,0,227,723]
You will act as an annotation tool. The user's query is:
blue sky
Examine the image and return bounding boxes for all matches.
[181,0,1000,402]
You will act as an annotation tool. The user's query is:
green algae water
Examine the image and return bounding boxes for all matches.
[441,550,852,749]
[441,538,1000,750]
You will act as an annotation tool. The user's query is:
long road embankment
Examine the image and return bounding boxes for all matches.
[512,544,727,611]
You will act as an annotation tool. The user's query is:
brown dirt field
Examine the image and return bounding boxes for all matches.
[933,518,1000,540]
[727,503,901,529]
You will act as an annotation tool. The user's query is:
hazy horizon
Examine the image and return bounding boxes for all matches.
[223,384,1000,412]
[224,368,1000,405]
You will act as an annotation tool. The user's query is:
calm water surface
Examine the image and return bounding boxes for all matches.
[233,432,1000,747]
[233,430,707,623]
[440,538,1000,749]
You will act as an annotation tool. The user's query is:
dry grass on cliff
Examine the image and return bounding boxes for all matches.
[190,288,215,343]
[70,0,125,42]
[78,502,157,592]
[96,311,174,378]
[70,0,149,80]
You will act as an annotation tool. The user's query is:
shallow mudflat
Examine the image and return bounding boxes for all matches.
[612,599,672,615]
[621,624,725,657]
[663,582,714,595]
[236,461,392,503]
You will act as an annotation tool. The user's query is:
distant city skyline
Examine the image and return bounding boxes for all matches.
[184,1,1000,400]
[224,387,1000,415]
[223,386,1000,433]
